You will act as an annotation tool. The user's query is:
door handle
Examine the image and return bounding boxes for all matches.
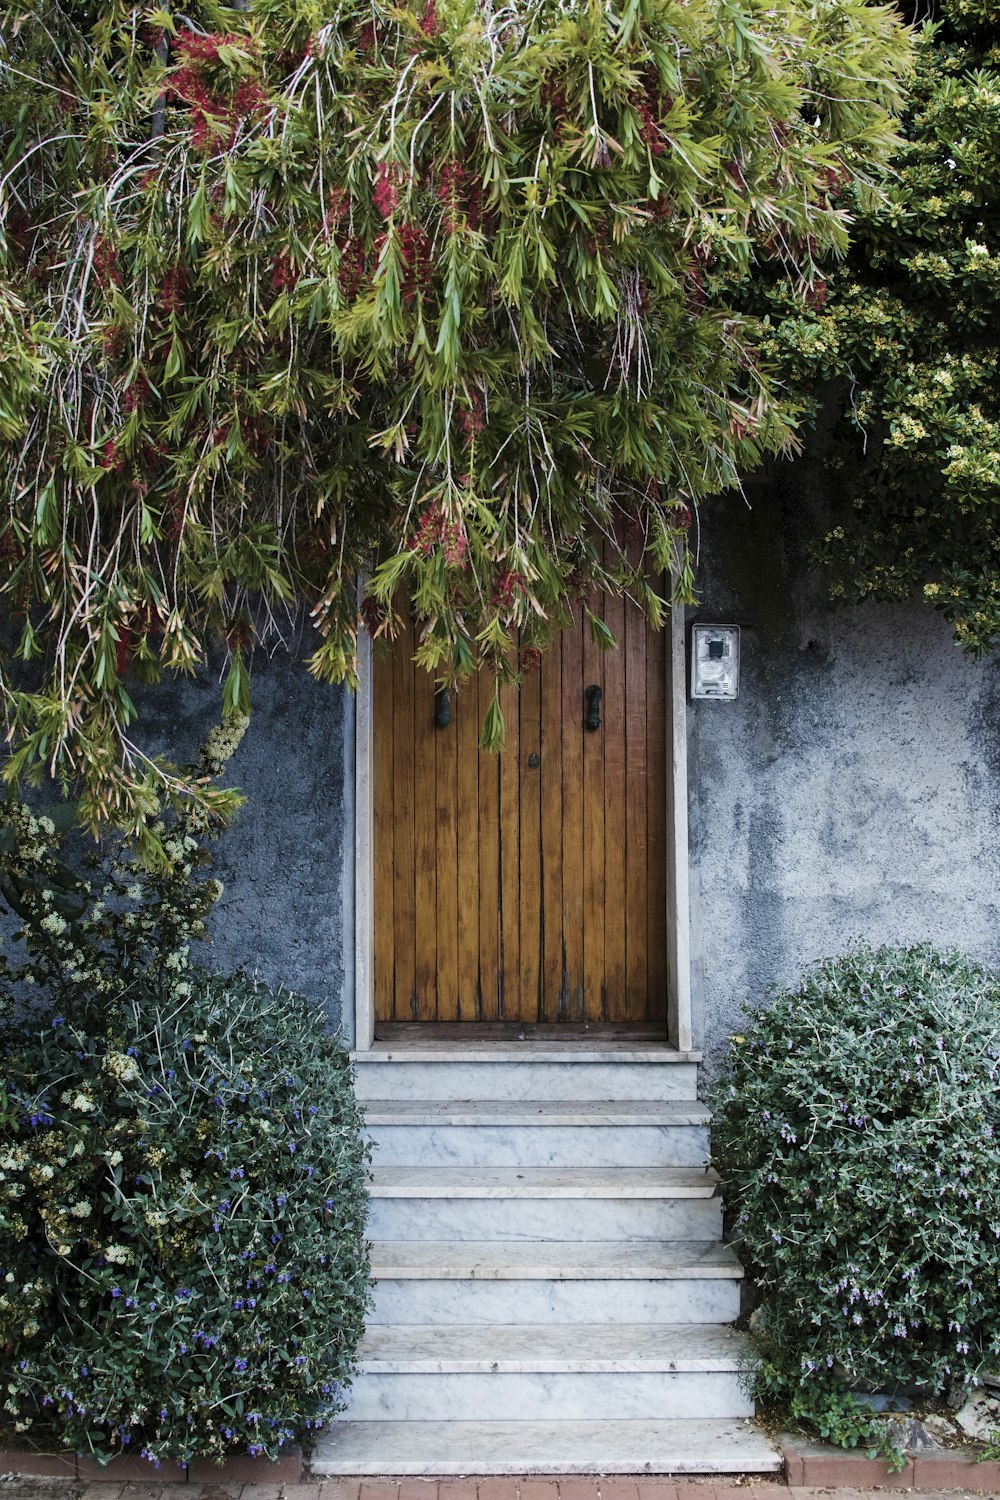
[584,684,603,731]
[434,688,451,728]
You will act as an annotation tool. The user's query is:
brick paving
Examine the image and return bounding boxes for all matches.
[2,1479,998,1500]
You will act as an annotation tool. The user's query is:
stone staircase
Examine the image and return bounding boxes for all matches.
[312,1038,778,1477]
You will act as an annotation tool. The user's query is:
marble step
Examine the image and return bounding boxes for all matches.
[345,1324,753,1421]
[365,1100,711,1168]
[368,1240,743,1325]
[311,1417,781,1475]
[352,1047,699,1103]
[367,1166,722,1242]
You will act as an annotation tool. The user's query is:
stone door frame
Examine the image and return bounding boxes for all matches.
[350,607,693,1052]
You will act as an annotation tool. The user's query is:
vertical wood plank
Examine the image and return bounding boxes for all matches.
[539,641,563,1022]
[412,627,438,1020]
[560,604,585,1021]
[390,615,416,1022]
[603,586,627,1022]
[498,666,521,1021]
[456,673,480,1020]
[477,668,501,1020]
[624,581,649,1021]
[646,605,669,1023]
[435,669,459,1022]
[372,642,395,1022]
[519,656,542,1023]
[582,597,607,1023]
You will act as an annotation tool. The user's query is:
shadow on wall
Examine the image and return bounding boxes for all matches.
[136,650,350,1030]
[688,463,1000,1081]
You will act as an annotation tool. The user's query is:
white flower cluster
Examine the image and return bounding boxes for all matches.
[104,1050,141,1083]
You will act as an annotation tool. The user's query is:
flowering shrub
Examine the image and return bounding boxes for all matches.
[711,943,1000,1455]
[0,972,370,1465]
[0,0,913,832]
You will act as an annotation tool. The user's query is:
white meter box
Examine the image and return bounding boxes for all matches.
[690,623,740,700]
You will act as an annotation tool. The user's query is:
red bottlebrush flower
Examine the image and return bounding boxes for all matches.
[103,326,125,359]
[635,91,666,156]
[161,263,189,315]
[437,158,466,231]
[356,22,376,53]
[324,188,350,236]
[805,278,828,310]
[540,78,567,117]
[724,158,746,190]
[338,238,367,298]
[668,503,693,532]
[373,163,399,218]
[458,394,485,440]
[165,493,186,541]
[270,252,300,292]
[412,502,444,557]
[0,527,23,562]
[116,629,132,677]
[521,645,542,674]
[360,596,387,633]
[442,521,468,568]
[102,440,125,474]
[93,236,123,289]
[232,78,268,118]
[122,374,150,415]
[420,0,439,36]
[493,567,525,607]
[398,221,432,301]
[174,29,246,62]
[226,621,252,652]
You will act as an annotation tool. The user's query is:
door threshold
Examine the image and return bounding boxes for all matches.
[371,1021,675,1050]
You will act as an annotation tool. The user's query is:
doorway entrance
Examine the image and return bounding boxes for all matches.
[372,598,671,1026]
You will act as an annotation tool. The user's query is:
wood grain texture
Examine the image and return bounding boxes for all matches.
[518,660,542,1023]
[412,625,438,1019]
[373,607,669,1024]
[456,678,480,1022]
[560,604,585,1022]
[477,669,501,1021]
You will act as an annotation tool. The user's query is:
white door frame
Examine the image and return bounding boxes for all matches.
[352,608,693,1052]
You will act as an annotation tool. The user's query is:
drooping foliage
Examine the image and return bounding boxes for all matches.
[765,0,1000,652]
[0,0,911,833]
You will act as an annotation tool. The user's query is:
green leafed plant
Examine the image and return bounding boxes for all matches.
[0,0,912,833]
[711,943,1000,1462]
[0,972,370,1465]
[760,0,1000,652]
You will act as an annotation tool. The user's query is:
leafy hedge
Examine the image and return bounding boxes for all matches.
[711,944,1000,1452]
[0,972,370,1467]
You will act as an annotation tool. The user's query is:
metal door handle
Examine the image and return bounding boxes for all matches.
[584,684,602,731]
[434,688,451,728]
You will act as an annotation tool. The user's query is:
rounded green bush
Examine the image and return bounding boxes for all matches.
[711,943,1000,1438]
[0,972,370,1467]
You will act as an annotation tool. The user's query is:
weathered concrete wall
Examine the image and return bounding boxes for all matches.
[138,650,352,1036]
[688,462,1000,1079]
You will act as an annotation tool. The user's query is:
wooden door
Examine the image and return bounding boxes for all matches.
[373,598,669,1024]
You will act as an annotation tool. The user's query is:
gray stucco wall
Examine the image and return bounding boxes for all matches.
[127,457,1000,1071]
[688,464,1000,1079]
[138,651,353,1038]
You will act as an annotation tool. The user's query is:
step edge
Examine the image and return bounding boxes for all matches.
[368,1168,721,1200]
[363,1108,712,1124]
[352,1051,703,1064]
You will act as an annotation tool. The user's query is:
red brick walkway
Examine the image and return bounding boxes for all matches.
[0,1479,993,1500]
